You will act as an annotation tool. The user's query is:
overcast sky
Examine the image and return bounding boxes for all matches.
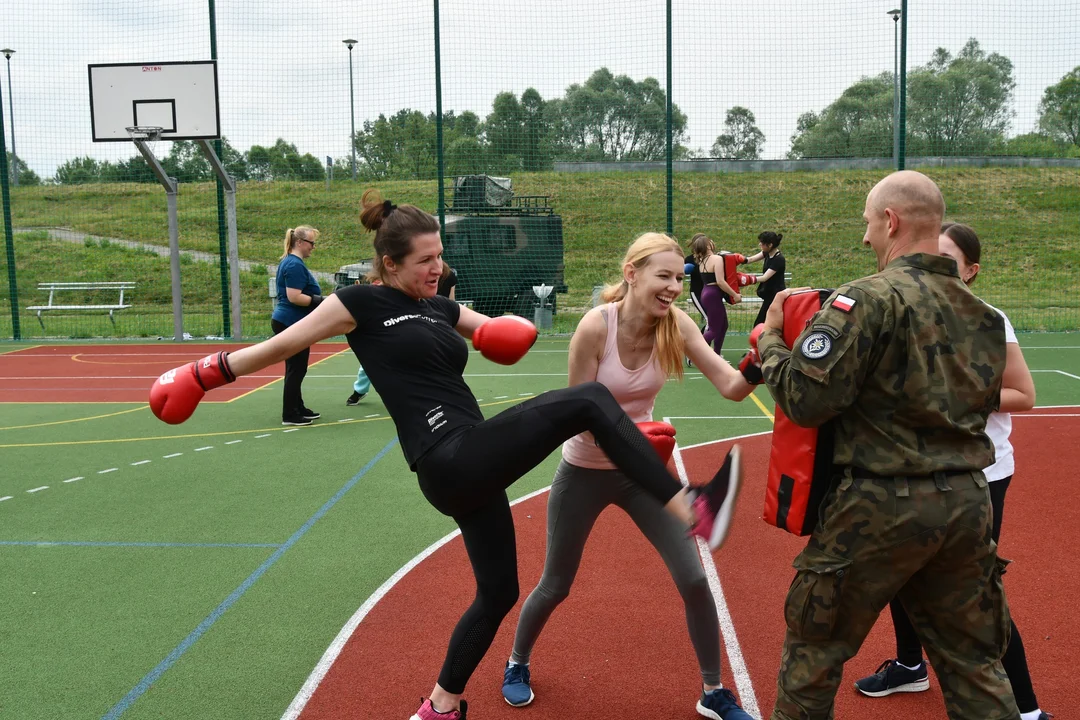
[4,0,1078,177]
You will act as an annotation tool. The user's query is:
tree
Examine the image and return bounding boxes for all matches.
[788,74,894,158]
[54,156,105,184]
[906,39,1015,155]
[245,139,324,181]
[1039,66,1080,146]
[352,109,438,180]
[558,68,687,161]
[6,153,41,185]
[711,106,765,160]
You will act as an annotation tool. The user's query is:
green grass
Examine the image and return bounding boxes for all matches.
[0,336,1078,718]
[4,166,1079,334]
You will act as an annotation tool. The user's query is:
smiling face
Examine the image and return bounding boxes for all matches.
[384,232,443,300]
[626,248,685,318]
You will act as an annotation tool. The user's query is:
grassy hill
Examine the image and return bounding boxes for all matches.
[3,166,1078,335]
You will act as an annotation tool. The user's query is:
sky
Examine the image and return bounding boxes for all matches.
[3,0,1079,178]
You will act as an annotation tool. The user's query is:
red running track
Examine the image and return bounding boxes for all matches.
[296,411,1078,719]
[0,344,349,403]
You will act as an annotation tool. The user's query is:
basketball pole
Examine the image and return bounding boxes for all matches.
[132,135,184,342]
[197,140,241,340]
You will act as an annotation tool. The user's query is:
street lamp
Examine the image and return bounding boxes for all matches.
[887,10,901,169]
[343,39,358,181]
[1,48,15,186]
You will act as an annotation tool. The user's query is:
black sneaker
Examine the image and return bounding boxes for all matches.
[854,659,929,697]
[281,415,313,426]
[689,445,743,550]
[300,407,320,420]
[345,392,366,406]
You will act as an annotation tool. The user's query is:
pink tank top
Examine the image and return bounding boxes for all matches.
[562,302,667,469]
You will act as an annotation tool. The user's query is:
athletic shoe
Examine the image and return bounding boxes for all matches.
[689,444,742,550]
[345,391,366,406]
[697,688,753,720]
[410,698,468,719]
[300,407,321,420]
[502,662,534,707]
[281,415,313,426]
[854,659,929,697]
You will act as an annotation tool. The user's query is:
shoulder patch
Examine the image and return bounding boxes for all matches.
[831,294,856,313]
[800,331,833,360]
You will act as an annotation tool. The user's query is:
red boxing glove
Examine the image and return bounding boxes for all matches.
[637,421,677,464]
[472,315,538,365]
[739,324,766,385]
[733,253,747,264]
[737,273,756,287]
[150,351,236,424]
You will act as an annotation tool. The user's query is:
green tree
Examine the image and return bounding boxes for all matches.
[245,139,324,181]
[906,39,1015,155]
[558,68,687,161]
[788,74,893,158]
[54,156,105,184]
[5,153,41,185]
[1038,66,1080,147]
[711,106,765,159]
[162,141,212,183]
[353,109,437,180]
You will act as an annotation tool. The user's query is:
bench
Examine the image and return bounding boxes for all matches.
[736,272,794,306]
[26,282,136,329]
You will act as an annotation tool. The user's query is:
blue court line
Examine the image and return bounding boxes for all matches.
[0,540,282,549]
[101,438,400,720]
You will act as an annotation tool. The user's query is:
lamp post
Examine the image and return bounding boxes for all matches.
[343,39,358,181]
[1,49,15,186]
[887,10,901,169]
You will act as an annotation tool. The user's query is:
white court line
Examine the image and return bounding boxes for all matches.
[280,485,553,720]
[255,434,271,439]
[63,477,84,483]
[0,496,12,502]
[669,425,760,718]
[97,468,117,474]
[494,395,509,399]
[1015,414,1080,417]
[283,429,299,433]
[225,440,243,445]
[194,446,213,452]
[1031,369,1080,381]
[27,486,49,494]
[679,430,774,452]
[131,460,151,466]
[163,453,182,459]
[364,414,380,418]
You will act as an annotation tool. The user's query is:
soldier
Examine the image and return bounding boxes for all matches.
[756,171,1018,720]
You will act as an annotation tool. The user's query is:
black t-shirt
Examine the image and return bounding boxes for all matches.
[684,254,704,297]
[437,268,458,298]
[757,251,786,298]
[336,284,484,469]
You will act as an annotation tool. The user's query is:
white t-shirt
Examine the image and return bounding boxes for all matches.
[983,305,1017,482]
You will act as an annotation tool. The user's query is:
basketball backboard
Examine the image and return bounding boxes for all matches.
[88,61,220,142]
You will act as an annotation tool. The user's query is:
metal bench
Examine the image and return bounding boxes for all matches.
[26,282,136,329]
[737,272,794,306]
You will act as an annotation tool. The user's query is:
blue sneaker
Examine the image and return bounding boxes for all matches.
[697,688,753,720]
[501,662,534,707]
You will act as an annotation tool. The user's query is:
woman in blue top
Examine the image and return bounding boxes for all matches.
[271,225,324,426]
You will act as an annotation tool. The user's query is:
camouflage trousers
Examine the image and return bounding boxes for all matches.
[771,469,1019,720]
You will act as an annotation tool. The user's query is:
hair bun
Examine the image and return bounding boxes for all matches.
[359,189,386,232]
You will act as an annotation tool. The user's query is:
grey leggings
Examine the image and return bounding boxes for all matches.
[510,460,722,686]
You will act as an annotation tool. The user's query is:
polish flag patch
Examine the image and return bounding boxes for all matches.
[832,294,856,313]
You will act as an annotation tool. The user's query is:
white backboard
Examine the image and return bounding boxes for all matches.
[89,61,220,142]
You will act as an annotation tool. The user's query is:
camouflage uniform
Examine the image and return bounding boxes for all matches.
[757,253,1017,720]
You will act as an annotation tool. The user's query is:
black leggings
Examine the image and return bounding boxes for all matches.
[754,292,777,327]
[271,319,310,418]
[891,476,1039,712]
[414,382,684,694]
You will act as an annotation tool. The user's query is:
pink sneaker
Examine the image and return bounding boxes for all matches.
[410,698,468,720]
[690,444,742,550]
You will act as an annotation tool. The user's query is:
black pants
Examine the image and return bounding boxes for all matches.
[754,291,777,327]
[414,382,684,694]
[270,319,310,419]
[891,476,1039,713]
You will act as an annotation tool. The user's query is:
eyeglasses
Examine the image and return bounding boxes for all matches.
[299,238,316,247]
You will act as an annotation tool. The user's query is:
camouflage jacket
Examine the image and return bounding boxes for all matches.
[758,253,1006,476]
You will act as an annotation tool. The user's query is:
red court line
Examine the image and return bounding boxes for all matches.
[0,343,349,403]
[299,419,1078,719]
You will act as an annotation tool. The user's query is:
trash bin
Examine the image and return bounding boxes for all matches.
[534,304,553,330]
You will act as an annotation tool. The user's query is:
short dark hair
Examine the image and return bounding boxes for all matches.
[940,222,981,265]
[758,231,783,248]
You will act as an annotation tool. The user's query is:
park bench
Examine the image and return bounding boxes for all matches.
[26,281,136,329]
[737,272,794,306]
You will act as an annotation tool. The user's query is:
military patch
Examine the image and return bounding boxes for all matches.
[801,332,832,359]
[832,294,856,313]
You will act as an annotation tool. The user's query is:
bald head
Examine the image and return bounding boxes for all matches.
[867,170,946,232]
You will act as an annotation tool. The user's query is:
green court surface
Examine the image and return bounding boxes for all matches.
[1,334,1078,719]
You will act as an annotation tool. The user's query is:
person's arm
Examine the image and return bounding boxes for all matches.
[285,287,322,307]
[567,308,606,386]
[448,286,456,301]
[744,251,764,264]
[705,256,741,302]
[757,268,777,283]
[676,308,753,400]
[230,295,355,375]
[999,341,1036,413]
[454,304,491,340]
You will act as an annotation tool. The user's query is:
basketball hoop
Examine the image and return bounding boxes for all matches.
[126,125,163,141]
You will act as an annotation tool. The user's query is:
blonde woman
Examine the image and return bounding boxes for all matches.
[271,226,323,426]
[502,233,756,720]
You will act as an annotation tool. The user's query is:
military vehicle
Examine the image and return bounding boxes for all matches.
[334,176,566,321]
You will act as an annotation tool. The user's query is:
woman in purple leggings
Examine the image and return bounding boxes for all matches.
[689,233,741,355]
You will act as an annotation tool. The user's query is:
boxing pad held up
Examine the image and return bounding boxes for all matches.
[762,289,837,536]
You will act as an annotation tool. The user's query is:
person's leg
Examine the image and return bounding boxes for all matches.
[616,476,722,690]
[353,366,371,396]
[292,344,311,411]
[896,473,1018,720]
[510,462,613,667]
[890,598,926,667]
[712,301,729,355]
[753,298,771,328]
[271,319,301,418]
[690,292,709,334]
[428,491,519,711]
[700,286,724,350]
